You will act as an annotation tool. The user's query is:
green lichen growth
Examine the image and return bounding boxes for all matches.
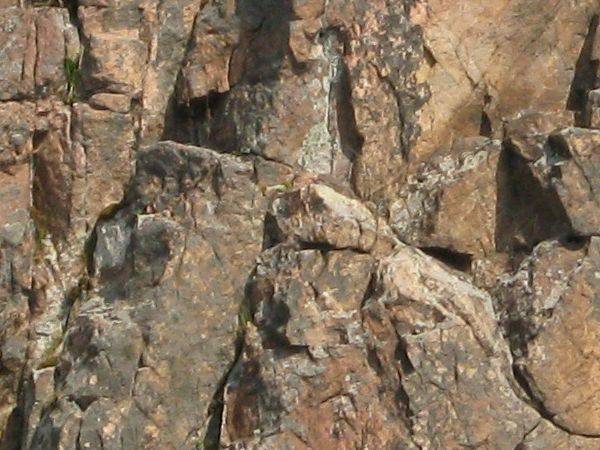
[64,277,88,312]
[237,298,253,341]
[64,57,79,105]
[258,179,295,196]
[37,335,63,369]
[30,207,50,257]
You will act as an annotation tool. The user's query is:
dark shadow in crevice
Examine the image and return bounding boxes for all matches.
[545,133,573,166]
[162,0,293,151]
[559,234,590,251]
[31,129,72,246]
[395,337,416,375]
[162,89,232,148]
[335,61,365,163]
[420,247,473,273]
[495,144,573,254]
[567,14,599,122]
[0,403,24,450]
[479,110,492,137]
[261,212,283,250]
[512,364,555,419]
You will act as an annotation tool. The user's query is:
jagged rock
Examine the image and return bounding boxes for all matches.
[500,237,600,435]
[0,102,36,168]
[362,244,544,449]
[178,10,240,103]
[269,183,396,254]
[0,154,33,446]
[412,0,597,159]
[78,6,147,95]
[221,245,414,449]
[4,0,600,448]
[0,8,79,100]
[546,127,600,235]
[221,241,561,449]
[139,0,202,143]
[71,103,135,226]
[390,138,500,257]
[26,142,268,449]
[504,110,573,162]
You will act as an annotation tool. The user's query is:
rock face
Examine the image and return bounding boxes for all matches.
[3,0,600,449]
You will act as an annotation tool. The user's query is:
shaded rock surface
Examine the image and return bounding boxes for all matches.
[2,0,600,449]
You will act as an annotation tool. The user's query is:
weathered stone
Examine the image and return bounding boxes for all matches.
[88,93,131,113]
[0,8,36,100]
[292,0,325,20]
[139,0,202,143]
[178,10,240,103]
[28,143,268,448]
[0,8,79,100]
[504,110,573,161]
[546,127,600,235]
[390,138,500,257]
[411,1,596,159]
[5,0,600,448]
[0,163,33,447]
[221,245,413,449]
[269,183,396,254]
[78,7,147,95]
[0,102,36,168]
[362,244,541,449]
[502,237,600,435]
[71,103,135,226]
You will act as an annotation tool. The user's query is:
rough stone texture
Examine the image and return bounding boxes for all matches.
[411,0,597,159]
[545,127,600,235]
[26,142,268,450]
[0,8,79,101]
[390,138,500,257]
[269,183,397,254]
[3,0,600,449]
[498,237,600,436]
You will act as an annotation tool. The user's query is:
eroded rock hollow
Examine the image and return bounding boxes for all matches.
[2,0,600,449]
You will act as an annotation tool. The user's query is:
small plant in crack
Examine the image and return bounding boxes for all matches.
[237,299,253,342]
[64,57,79,105]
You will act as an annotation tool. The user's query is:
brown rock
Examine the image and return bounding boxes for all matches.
[5,0,600,448]
[504,110,573,161]
[292,0,325,20]
[412,0,597,159]
[0,8,35,100]
[221,245,413,449]
[508,238,600,435]
[390,138,500,257]
[71,103,135,226]
[0,8,79,100]
[88,93,131,113]
[269,183,396,254]
[178,11,240,103]
[0,102,35,167]
[78,7,147,95]
[362,244,542,449]
[546,127,600,235]
[27,143,268,449]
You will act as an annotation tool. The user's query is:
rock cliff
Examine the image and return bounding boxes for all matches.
[2,0,600,449]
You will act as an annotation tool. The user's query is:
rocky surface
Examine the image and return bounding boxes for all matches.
[2,0,600,449]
